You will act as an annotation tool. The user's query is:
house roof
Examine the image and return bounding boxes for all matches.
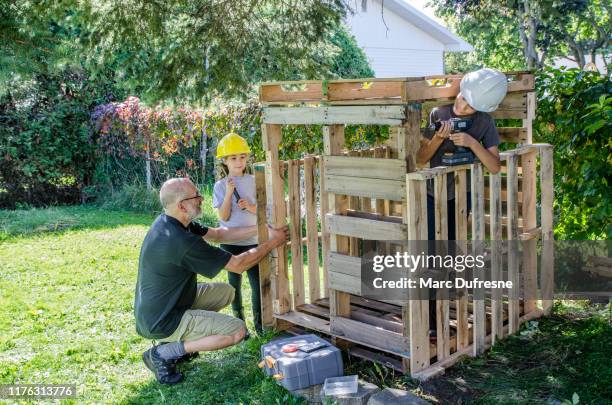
[383,0,473,52]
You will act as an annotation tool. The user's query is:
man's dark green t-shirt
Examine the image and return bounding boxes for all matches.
[134,214,232,339]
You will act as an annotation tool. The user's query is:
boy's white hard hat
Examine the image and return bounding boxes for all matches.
[460,68,508,112]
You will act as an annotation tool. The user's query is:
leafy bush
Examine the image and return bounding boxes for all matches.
[89,98,388,195]
[535,67,611,239]
[0,69,124,208]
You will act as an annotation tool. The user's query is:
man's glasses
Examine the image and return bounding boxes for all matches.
[180,193,203,203]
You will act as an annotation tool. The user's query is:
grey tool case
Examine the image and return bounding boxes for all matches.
[260,334,343,390]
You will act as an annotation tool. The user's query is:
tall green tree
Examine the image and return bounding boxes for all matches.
[431,0,610,72]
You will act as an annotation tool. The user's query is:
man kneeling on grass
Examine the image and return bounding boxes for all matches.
[134,177,288,385]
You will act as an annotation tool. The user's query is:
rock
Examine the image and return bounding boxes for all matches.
[367,388,431,405]
[292,384,324,404]
[320,379,380,405]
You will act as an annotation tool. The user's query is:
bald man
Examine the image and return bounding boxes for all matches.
[134,178,287,385]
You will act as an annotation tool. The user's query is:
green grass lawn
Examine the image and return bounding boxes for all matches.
[1,205,610,404]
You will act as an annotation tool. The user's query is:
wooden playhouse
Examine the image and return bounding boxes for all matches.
[253,73,554,380]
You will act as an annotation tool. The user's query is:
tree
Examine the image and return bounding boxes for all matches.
[431,0,611,71]
[72,1,357,103]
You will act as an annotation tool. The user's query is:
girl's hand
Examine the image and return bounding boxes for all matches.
[238,199,256,213]
[449,132,475,148]
[226,178,236,195]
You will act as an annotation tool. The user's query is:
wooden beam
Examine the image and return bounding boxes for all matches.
[454,169,470,350]
[522,150,538,315]
[540,146,554,315]
[325,213,407,241]
[323,155,406,180]
[324,175,406,201]
[330,316,411,357]
[489,171,504,344]
[506,155,520,333]
[288,159,305,308]
[471,163,486,356]
[262,124,291,315]
[434,174,450,361]
[304,156,320,302]
[262,106,407,125]
[323,125,352,325]
[406,178,430,375]
[255,166,274,329]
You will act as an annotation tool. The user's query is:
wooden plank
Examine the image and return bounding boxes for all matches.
[489,171,504,344]
[326,213,407,241]
[374,147,388,214]
[433,174,450,360]
[303,157,320,303]
[262,124,291,315]
[260,82,323,103]
[328,252,361,276]
[345,209,403,224]
[255,165,274,329]
[325,175,406,201]
[524,92,536,144]
[454,169,470,350]
[540,146,554,315]
[288,159,305,308]
[347,151,361,257]
[490,109,527,119]
[327,80,404,102]
[324,125,352,324]
[522,150,538,315]
[323,155,406,180]
[507,155,520,333]
[262,106,406,125]
[328,270,361,296]
[319,157,330,297]
[498,127,528,144]
[406,179,430,374]
[275,310,331,334]
[347,347,404,373]
[405,77,461,101]
[471,163,486,356]
[330,316,411,357]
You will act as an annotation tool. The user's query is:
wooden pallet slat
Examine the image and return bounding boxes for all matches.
[325,213,407,241]
[263,105,407,125]
[288,159,305,308]
[303,156,321,302]
[325,175,406,201]
[323,155,406,180]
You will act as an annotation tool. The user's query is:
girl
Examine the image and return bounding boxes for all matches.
[212,132,262,335]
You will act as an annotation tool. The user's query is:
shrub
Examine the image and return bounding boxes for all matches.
[534,67,611,239]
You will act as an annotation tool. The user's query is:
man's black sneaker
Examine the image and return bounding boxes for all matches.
[142,346,183,385]
[175,351,199,365]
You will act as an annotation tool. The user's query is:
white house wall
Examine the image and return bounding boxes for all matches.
[345,0,446,77]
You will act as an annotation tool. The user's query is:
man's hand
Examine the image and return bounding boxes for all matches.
[449,132,476,148]
[434,121,451,139]
[267,225,289,247]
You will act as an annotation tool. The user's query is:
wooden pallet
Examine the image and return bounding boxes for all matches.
[259,72,534,106]
[274,295,522,374]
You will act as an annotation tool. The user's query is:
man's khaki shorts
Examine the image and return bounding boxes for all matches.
[159,282,245,343]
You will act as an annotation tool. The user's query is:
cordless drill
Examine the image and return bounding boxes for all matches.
[429,118,475,166]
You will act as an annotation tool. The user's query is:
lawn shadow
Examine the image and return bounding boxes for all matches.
[122,334,304,405]
[0,204,219,241]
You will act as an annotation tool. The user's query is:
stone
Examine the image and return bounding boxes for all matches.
[292,384,323,405]
[320,379,380,405]
[367,388,432,405]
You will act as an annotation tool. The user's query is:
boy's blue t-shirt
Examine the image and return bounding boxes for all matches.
[212,174,258,246]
